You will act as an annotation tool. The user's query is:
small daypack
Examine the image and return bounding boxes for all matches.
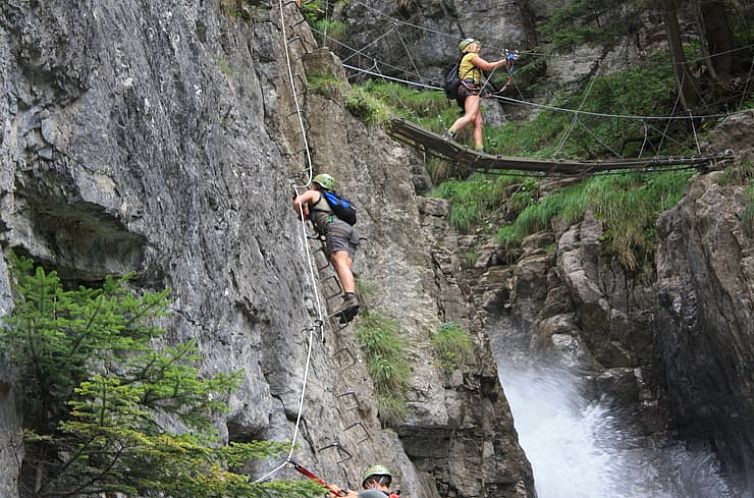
[442,58,463,100]
[323,190,357,225]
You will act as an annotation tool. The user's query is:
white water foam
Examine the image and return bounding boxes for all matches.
[497,364,734,498]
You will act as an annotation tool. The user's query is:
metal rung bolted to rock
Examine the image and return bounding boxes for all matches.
[334,347,357,370]
[320,274,343,300]
[329,316,350,334]
[317,442,352,464]
[336,391,360,411]
[343,422,370,444]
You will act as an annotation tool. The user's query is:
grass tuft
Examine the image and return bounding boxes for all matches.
[431,322,473,373]
[346,87,391,125]
[495,171,691,275]
[307,70,344,96]
[356,311,411,427]
[429,173,524,233]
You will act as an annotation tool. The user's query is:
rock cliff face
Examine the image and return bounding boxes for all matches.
[655,155,754,490]
[436,114,754,494]
[339,0,536,82]
[0,1,534,497]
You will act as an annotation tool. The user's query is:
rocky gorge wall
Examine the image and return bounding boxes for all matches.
[434,114,754,494]
[0,1,534,497]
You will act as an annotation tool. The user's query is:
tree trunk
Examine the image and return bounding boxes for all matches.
[661,0,698,110]
[696,0,737,80]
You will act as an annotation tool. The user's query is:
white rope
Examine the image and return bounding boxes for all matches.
[341,25,397,64]
[689,110,702,154]
[639,121,649,158]
[576,119,623,159]
[254,2,328,485]
[395,25,423,80]
[279,0,314,186]
[342,62,748,121]
[312,26,418,76]
[554,69,599,156]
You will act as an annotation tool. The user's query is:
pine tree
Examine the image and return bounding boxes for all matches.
[2,255,321,498]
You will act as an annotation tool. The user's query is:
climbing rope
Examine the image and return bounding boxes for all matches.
[254,0,328,484]
[341,25,397,64]
[554,68,600,157]
[342,62,750,122]
[279,0,314,186]
[310,22,750,122]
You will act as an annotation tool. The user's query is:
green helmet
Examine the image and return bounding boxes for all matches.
[362,465,392,488]
[312,173,335,191]
[459,38,478,52]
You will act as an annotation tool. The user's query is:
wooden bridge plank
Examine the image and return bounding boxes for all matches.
[387,117,732,176]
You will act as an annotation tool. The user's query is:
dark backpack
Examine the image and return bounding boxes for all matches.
[323,190,357,225]
[443,56,476,100]
[442,58,463,99]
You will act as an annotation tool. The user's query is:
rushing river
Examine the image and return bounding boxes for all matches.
[489,320,734,498]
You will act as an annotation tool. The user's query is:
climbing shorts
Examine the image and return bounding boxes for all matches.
[458,79,482,98]
[325,220,359,259]
[456,79,489,108]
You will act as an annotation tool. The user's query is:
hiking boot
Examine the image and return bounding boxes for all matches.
[442,130,457,142]
[338,302,360,324]
[330,292,359,321]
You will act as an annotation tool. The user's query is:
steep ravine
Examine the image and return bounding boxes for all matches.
[428,114,754,495]
[0,2,534,497]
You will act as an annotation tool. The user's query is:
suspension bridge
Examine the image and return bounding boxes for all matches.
[388,117,734,176]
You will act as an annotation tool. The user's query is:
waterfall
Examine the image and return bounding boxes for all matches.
[489,320,735,498]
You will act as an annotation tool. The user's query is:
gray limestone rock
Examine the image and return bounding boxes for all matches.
[656,172,754,490]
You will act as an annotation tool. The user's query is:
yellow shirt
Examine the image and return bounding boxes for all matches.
[459,52,482,84]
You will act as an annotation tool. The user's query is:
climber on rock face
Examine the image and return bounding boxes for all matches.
[292,173,360,321]
[328,465,400,498]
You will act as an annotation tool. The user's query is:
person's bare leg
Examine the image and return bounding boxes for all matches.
[449,95,480,134]
[331,251,355,294]
[473,112,484,150]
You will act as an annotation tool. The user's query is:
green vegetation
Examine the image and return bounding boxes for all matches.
[214,56,233,78]
[219,0,267,19]
[355,311,411,427]
[463,250,479,267]
[744,184,754,235]
[431,322,473,373]
[486,54,686,158]
[2,255,321,498]
[301,0,350,41]
[307,70,344,96]
[359,80,455,130]
[355,278,378,300]
[428,173,523,233]
[496,171,692,273]
[718,160,754,187]
[346,86,391,125]
[541,0,643,51]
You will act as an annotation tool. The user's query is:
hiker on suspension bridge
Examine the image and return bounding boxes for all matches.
[292,173,360,322]
[444,38,512,152]
[328,465,401,498]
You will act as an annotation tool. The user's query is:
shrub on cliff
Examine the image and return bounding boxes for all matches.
[1,255,321,498]
[355,311,410,426]
[431,322,473,373]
